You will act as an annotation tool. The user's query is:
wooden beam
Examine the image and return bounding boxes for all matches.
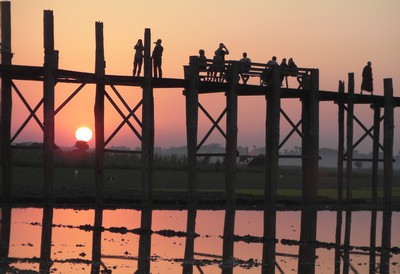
[185,56,199,204]
[43,10,58,205]
[225,61,239,204]
[346,73,355,204]
[141,28,154,204]
[337,80,345,204]
[265,66,281,206]
[94,21,105,205]
[0,1,12,204]
[372,106,380,203]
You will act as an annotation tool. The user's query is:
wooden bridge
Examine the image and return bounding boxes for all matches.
[0,2,397,210]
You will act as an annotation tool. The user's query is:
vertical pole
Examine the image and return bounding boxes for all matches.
[383,78,393,207]
[0,207,11,268]
[43,10,58,205]
[301,69,319,205]
[137,209,152,273]
[335,80,345,274]
[142,28,154,204]
[345,73,355,204]
[185,56,199,204]
[225,62,239,204]
[380,78,394,274]
[262,66,280,273]
[337,81,345,204]
[372,105,380,203]
[0,2,12,204]
[91,207,103,273]
[343,72,354,274]
[264,66,281,205]
[94,22,105,206]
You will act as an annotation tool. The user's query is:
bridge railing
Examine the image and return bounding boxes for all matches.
[197,59,312,89]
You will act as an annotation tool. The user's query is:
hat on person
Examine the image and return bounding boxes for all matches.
[154,39,162,44]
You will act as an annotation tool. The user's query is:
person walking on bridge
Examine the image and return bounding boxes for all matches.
[361,61,373,95]
[152,39,164,78]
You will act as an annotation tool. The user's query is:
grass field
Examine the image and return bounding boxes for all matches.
[2,165,400,205]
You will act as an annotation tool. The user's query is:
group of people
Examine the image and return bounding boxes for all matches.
[132,38,164,78]
[132,38,374,94]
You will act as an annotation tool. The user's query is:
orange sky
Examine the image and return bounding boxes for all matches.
[6,0,400,152]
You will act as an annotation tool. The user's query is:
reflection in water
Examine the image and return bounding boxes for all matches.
[0,206,399,273]
[39,207,54,273]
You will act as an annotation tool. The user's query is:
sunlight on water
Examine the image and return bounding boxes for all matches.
[0,207,399,273]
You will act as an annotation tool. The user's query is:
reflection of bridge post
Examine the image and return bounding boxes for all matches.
[0,207,11,269]
[185,56,199,203]
[142,28,154,204]
[39,207,54,273]
[94,21,105,205]
[182,210,197,274]
[91,207,103,274]
[298,209,317,274]
[262,67,280,274]
[43,10,58,205]
[225,62,239,204]
[222,208,235,274]
[0,2,12,204]
[136,209,152,274]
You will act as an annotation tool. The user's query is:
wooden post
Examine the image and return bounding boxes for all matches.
[142,28,154,204]
[380,78,394,274]
[264,66,281,206]
[91,207,103,273]
[337,81,345,204]
[262,66,280,273]
[43,10,58,205]
[94,22,105,205]
[345,73,355,204]
[185,56,199,204]
[0,207,11,266]
[225,62,239,204]
[301,69,319,205]
[383,78,393,206]
[0,1,12,204]
[137,209,152,273]
[298,209,318,274]
[372,105,380,203]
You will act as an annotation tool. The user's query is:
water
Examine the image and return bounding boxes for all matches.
[0,207,399,273]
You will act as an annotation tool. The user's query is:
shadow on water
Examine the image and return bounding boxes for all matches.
[0,205,399,273]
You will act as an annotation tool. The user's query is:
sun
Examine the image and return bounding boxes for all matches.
[75,127,93,142]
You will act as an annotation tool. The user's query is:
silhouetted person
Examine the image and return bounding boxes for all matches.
[288,57,298,76]
[361,61,373,94]
[239,52,251,83]
[152,39,163,78]
[280,57,288,85]
[209,51,224,82]
[133,39,144,77]
[261,56,278,86]
[198,49,208,71]
[215,42,229,61]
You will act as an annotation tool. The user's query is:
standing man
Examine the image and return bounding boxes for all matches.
[133,39,144,76]
[215,43,229,61]
[361,61,373,94]
[152,39,164,78]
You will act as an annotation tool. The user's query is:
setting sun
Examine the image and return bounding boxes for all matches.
[75,127,93,142]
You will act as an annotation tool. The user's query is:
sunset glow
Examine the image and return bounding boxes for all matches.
[75,127,93,142]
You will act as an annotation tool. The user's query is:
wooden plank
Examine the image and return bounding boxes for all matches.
[0,1,12,204]
[94,22,105,205]
[43,10,58,205]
